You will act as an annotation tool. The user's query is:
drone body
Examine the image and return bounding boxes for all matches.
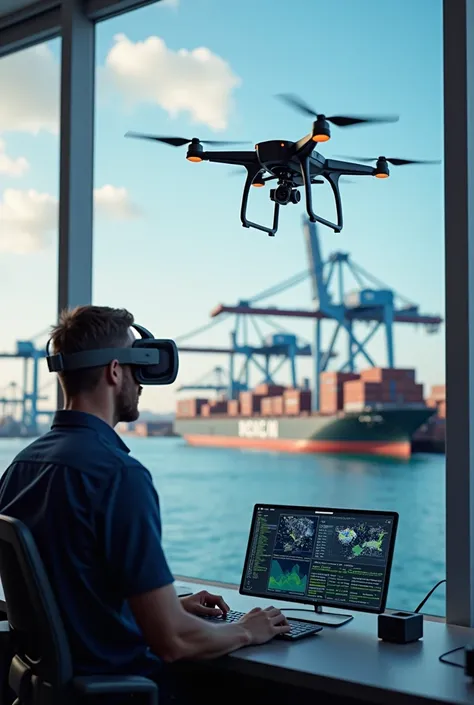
[183,136,380,236]
[126,94,439,236]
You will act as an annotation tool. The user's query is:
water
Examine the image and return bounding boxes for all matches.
[0,437,446,616]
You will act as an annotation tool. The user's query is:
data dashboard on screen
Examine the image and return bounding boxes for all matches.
[240,504,398,613]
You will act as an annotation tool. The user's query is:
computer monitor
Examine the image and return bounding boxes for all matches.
[240,503,398,627]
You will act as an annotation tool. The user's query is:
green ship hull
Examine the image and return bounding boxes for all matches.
[174,406,435,458]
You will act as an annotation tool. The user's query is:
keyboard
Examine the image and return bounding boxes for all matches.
[202,609,323,640]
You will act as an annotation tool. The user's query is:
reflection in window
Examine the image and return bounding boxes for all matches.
[94,0,445,615]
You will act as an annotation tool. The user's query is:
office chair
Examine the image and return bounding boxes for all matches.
[0,514,159,705]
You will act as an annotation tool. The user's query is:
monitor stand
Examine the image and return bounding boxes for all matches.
[283,605,354,628]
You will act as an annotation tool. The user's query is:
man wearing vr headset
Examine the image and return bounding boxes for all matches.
[0,305,290,704]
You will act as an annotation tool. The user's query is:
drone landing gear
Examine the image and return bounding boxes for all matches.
[298,154,344,233]
[240,167,280,236]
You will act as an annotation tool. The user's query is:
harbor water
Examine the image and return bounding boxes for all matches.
[0,437,446,617]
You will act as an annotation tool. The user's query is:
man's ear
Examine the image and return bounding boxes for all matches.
[104,360,121,387]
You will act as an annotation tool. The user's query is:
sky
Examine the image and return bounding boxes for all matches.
[0,0,444,415]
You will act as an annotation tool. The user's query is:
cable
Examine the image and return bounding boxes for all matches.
[417,580,468,672]
[414,579,446,613]
[439,646,465,669]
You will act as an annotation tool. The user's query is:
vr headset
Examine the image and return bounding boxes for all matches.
[46,323,179,385]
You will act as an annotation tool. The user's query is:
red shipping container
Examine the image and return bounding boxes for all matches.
[228,400,240,416]
[320,371,360,384]
[344,380,385,402]
[210,401,228,415]
[344,379,423,406]
[284,390,311,415]
[201,404,211,417]
[240,393,265,416]
[176,397,208,418]
[320,371,360,413]
[360,368,416,384]
[431,385,446,402]
[254,384,286,397]
[260,397,274,416]
[272,397,284,415]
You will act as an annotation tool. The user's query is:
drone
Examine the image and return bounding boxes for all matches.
[125,93,440,236]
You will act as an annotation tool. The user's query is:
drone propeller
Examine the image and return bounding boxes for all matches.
[125,131,250,147]
[335,155,441,166]
[275,93,399,128]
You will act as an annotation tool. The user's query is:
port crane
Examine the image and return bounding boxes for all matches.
[177,366,229,394]
[0,216,442,429]
[175,273,335,399]
[0,329,55,436]
[209,217,442,410]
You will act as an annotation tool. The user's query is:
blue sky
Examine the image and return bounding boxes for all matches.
[0,0,444,414]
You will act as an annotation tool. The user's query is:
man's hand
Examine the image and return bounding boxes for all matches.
[180,590,230,618]
[239,606,291,644]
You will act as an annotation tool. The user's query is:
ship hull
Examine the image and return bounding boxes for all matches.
[174,407,435,459]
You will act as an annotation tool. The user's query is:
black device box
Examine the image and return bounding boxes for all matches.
[377,612,423,644]
[465,645,474,677]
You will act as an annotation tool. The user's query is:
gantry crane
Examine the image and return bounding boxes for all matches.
[0,330,55,436]
[174,271,335,400]
[210,217,443,410]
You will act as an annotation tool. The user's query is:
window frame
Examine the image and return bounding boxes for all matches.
[0,0,471,625]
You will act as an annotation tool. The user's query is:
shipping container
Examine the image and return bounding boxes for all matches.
[320,371,360,384]
[227,400,240,416]
[360,368,416,384]
[272,396,284,416]
[240,392,265,416]
[320,371,360,413]
[209,401,228,414]
[254,383,286,397]
[284,390,312,415]
[176,397,208,418]
[431,385,446,402]
[344,379,423,406]
[260,397,274,416]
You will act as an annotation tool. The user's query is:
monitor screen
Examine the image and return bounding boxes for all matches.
[240,504,398,614]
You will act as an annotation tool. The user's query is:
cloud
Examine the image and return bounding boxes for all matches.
[0,189,57,254]
[0,44,59,135]
[94,184,142,219]
[0,186,141,254]
[0,140,29,178]
[104,33,241,130]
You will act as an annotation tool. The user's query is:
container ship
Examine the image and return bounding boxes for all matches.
[412,384,446,453]
[174,368,437,459]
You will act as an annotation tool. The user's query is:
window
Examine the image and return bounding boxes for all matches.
[0,39,61,446]
[93,0,446,615]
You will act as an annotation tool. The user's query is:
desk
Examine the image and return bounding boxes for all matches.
[175,576,474,705]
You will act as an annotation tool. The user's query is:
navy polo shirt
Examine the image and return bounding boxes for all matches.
[0,410,174,676]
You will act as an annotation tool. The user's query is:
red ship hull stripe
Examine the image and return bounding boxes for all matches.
[182,435,411,458]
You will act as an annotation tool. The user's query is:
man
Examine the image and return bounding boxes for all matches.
[0,305,290,704]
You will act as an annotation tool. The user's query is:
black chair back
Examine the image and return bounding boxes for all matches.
[0,514,73,701]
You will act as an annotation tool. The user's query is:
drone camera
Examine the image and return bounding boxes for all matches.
[270,184,301,206]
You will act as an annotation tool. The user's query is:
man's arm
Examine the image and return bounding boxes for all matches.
[105,461,290,662]
[129,584,251,662]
